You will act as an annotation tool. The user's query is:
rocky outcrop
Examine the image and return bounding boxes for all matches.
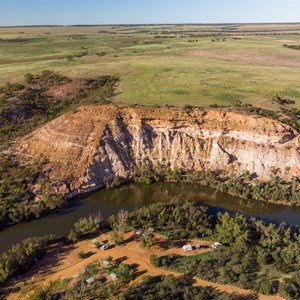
[16,105,300,197]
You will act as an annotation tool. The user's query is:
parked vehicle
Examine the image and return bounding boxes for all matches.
[212,242,223,249]
[182,244,193,251]
[100,243,110,250]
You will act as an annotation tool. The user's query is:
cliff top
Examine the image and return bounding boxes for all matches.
[16,104,300,194]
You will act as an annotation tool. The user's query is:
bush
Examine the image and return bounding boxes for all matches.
[279,272,300,299]
[150,255,158,267]
[68,212,102,243]
[78,251,95,259]
[110,230,124,245]
[140,234,154,248]
[128,199,213,239]
[259,280,279,295]
[0,235,57,284]
[112,263,135,284]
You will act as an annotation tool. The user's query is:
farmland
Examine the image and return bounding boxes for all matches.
[1,23,300,108]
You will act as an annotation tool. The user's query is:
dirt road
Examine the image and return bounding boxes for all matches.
[5,232,283,300]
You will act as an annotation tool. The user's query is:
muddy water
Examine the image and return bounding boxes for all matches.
[1,182,300,253]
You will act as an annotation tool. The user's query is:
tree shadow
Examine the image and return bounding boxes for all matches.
[230,292,258,300]
[133,270,147,279]
[129,263,140,270]
[124,233,136,244]
[156,239,190,250]
[1,242,76,298]
[172,240,190,248]
[0,285,22,298]
[32,243,76,277]
[114,256,128,265]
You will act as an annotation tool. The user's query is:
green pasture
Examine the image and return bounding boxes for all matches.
[1,25,300,108]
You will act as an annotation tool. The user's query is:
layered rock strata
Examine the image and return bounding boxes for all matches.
[17,105,300,197]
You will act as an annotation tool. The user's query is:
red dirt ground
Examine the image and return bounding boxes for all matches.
[4,232,283,300]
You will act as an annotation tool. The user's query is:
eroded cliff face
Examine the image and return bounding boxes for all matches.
[16,105,300,197]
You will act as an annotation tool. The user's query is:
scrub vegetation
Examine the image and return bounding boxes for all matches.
[133,165,300,206]
[0,71,118,146]
[2,200,300,299]
[125,275,247,300]
[0,71,118,228]
[146,201,300,299]
[0,154,65,227]
[126,200,300,299]
[0,235,57,284]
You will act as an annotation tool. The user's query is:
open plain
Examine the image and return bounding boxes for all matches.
[1,24,300,108]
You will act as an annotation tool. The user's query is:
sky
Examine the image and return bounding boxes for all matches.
[1,0,300,26]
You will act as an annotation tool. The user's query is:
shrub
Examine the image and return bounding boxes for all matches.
[278,272,300,299]
[259,280,279,295]
[78,251,95,259]
[112,263,135,284]
[68,212,102,243]
[150,255,158,267]
[0,235,57,284]
[140,234,154,248]
[110,230,124,245]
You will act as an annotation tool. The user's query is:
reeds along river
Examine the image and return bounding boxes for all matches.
[1,182,300,254]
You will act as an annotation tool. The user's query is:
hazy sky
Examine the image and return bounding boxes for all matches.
[1,0,300,26]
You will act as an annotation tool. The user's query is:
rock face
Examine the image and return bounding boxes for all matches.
[17,105,300,197]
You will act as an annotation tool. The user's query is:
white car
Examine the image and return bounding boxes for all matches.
[182,244,193,252]
[136,229,143,236]
[100,243,110,250]
[212,242,223,249]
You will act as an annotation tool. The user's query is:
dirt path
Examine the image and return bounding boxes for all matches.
[5,232,283,300]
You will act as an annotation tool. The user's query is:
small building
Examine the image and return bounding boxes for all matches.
[182,244,193,252]
[102,259,110,267]
[110,272,118,281]
[86,277,95,285]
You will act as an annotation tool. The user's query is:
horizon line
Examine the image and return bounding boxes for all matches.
[1,21,300,28]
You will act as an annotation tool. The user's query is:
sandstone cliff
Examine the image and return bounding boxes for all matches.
[16,105,300,197]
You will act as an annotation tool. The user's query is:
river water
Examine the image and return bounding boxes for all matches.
[1,182,300,254]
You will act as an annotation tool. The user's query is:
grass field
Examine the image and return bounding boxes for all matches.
[1,24,300,108]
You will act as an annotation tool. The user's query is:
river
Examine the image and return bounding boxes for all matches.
[1,182,300,254]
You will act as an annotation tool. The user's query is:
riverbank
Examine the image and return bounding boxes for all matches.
[1,199,299,299]
[1,182,300,254]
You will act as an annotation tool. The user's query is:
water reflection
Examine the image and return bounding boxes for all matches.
[1,182,300,254]
[85,182,289,215]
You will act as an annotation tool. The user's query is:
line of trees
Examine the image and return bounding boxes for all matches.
[283,44,300,50]
[0,235,57,284]
[125,275,252,300]
[133,164,300,206]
